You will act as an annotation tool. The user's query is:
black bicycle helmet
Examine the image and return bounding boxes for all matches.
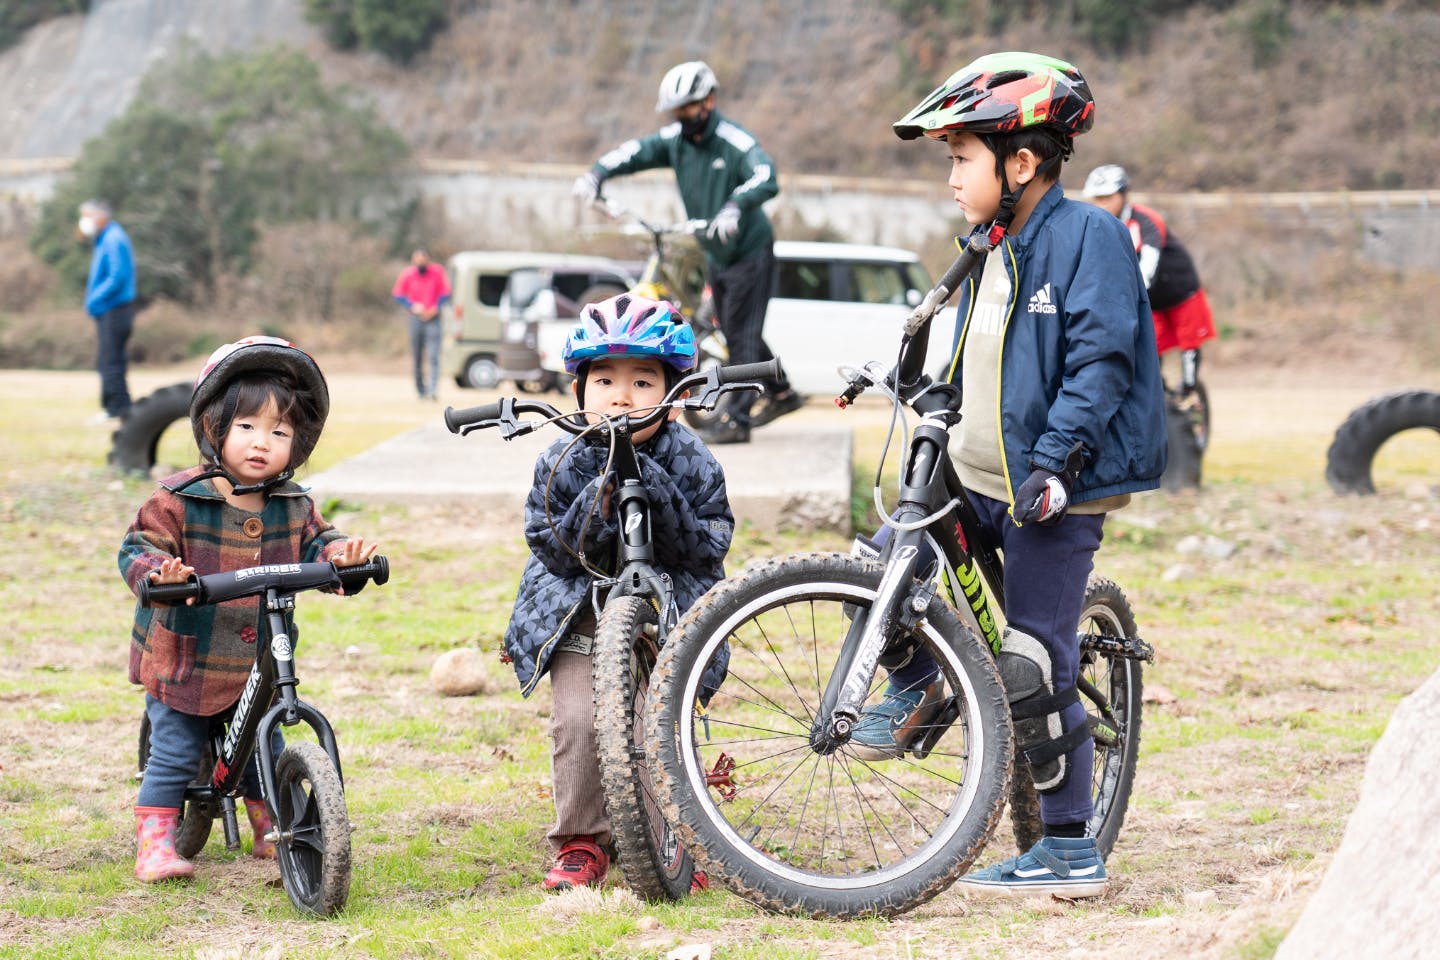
[190,335,329,482]
[893,51,1095,145]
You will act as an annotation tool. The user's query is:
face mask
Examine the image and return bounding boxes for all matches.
[680,108,711,139]
[416,264,428,275]
[78,216,97,239]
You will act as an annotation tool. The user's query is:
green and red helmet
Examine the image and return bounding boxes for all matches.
[893,52,1095,143]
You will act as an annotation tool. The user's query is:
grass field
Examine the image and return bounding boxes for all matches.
[2,363,1437,960]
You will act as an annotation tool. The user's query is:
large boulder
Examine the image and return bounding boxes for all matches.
[1275,666,1440,959]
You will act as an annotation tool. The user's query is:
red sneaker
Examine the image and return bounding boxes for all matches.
[542,836,610,891]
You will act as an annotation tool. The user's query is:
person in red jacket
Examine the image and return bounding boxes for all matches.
[1083,164,1215,394]
[391,247,452,400]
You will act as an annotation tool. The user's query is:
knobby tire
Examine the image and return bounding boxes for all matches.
[593,596,695,900]
[1325,389,1440,495]
[646,552,1012,919]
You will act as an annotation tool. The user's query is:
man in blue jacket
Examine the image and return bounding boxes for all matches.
[80,199,137,423]
[573,61,801,443]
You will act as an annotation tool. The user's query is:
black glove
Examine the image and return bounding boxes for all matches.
[1012,444,1085,526]
[1012,468,1072,526]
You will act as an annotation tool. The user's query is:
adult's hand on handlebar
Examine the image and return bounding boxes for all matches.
[573,170,603,203]
[707,202,740,243]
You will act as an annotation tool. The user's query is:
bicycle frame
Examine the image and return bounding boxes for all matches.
[817,228,1155,755]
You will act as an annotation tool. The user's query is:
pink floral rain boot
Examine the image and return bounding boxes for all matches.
[134,806,195,882]
[244,798,277,859]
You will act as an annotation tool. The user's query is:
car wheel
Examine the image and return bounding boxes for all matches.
[463,354,501,390]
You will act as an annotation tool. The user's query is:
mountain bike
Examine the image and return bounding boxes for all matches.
[591,195,729,430]
[444,358,779,900]
[135,556,390,916]
[645,230,1155,918]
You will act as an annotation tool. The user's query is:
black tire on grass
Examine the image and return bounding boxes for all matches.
[1325,390,1440,495]
[593,596,695,900]
[108,382,193,475]
[274,741,352,917]
[646,552,1012,919]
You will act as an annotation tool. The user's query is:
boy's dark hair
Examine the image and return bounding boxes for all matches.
[981,127,1073,182]
[196,373,325,470]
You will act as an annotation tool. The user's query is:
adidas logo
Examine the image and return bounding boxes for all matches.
[1027,283,1058,315]
[712,157,726,170]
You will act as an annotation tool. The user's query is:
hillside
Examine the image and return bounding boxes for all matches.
[2,0,1439,193]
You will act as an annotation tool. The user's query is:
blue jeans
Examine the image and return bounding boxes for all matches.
[409,315,442,397]
[138,695,283,808]
[94,302,134,417]
[882,493,1105,826]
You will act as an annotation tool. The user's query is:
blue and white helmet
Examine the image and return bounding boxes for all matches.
[562,293,696,374]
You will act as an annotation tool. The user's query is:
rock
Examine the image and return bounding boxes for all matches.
[430,647,489,697]
[1275,666,1440,960]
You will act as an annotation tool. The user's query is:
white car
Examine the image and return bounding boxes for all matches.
[537,240,955,397]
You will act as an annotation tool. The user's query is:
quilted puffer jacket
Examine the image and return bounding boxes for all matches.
[502,422,733,697]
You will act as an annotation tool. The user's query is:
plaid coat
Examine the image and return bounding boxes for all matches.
[119,466,348,716]
[503,423,734,697]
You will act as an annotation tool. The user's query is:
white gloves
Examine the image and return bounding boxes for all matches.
[707,202,741,243]
[572,170,603,203]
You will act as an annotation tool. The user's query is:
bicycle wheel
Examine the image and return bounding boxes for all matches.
[274,741,352,917]
[1009,577,1143,859]
[646,552,1012,919]
[593,595,695,900]
[136,710,217,859]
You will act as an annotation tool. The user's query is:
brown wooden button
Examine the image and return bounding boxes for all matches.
[242,517,264,539]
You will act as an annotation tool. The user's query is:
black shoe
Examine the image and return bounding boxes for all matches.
[699,417,751,445]
[751,389,805,428]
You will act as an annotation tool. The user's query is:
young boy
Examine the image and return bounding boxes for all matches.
[502,293,734,891]
[856,52,1167,898]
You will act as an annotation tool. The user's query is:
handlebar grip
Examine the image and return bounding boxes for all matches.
[445,402,505,434]
[139,577,200,607]
[337,555,389,594]
[717,359,784,385]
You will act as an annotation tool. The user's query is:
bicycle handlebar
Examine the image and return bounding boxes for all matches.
[594,195,708,238]
[444,359,784,439]
[139,556,390,607]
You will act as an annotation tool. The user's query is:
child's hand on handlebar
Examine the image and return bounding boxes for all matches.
[333,537,379,569]
[149,556,197,604]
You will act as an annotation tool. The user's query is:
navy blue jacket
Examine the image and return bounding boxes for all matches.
[503,422,733,697]
[943,183,1167,504]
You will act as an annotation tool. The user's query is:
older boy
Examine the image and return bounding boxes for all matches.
[856,52,1166,898]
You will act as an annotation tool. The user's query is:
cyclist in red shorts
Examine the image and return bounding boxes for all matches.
[1083,164,1215,394]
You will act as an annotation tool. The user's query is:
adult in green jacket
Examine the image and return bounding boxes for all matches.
[573,61,801,443]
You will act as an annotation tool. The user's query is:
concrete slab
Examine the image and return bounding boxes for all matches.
[306,419,852,533]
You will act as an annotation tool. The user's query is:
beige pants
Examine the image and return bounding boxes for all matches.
[545,647,610,855]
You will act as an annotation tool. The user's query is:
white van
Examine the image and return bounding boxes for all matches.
[535,241,953,396]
